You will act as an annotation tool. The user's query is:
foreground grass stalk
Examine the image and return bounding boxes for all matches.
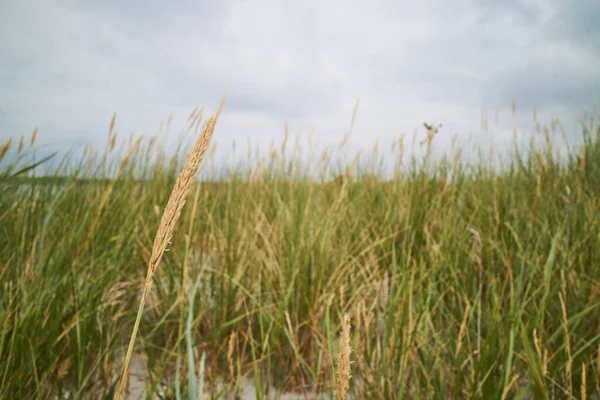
[115,98,225,400]
[336,313,352,400]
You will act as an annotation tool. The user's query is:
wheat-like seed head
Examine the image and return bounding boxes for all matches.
[117,136,142,173]
[336,313,352,400]
[0,137,11,163]
[227,331,236,382]
[115,96,226,400]
[109,113,117,136]
[148,100,224,278]
[30,128,38,147]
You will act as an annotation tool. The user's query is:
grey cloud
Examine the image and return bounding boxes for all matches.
[64,0,228,36]
[0,0,597,162]
[475,0,544,26]
[482,60,599,111]
[544,1,600,54]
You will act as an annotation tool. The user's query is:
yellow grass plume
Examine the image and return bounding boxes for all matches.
[336,313,352,400]
[0,137,11,163]
[115,97,226,400]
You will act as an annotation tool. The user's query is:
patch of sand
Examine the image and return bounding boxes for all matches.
[123,354,335,400]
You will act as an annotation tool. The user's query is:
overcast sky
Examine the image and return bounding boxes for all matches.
[1,0,598,170]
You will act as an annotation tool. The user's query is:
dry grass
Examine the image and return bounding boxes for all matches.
[115,97,226,400]
[0,137,11,163]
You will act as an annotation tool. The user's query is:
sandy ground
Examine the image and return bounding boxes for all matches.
[98,257,337,399]
[122,354,334,400]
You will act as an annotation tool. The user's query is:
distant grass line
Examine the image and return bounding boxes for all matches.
[1,102,600,399]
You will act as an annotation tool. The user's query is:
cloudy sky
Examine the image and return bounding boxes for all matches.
[1,0,598,170]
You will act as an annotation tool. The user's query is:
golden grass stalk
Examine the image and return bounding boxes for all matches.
[336,313,352,400]
[117,136,143,173]
[0,137,11,163]
[109,112,117,136]
[115,97,225,400]
[109,134,117,153]
[30,127,38,147]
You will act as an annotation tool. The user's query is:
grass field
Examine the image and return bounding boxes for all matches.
[1,101,600,399]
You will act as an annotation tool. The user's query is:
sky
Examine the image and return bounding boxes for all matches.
[0,0,599,173]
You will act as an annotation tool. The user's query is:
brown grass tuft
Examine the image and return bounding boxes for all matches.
[115,96,226,400]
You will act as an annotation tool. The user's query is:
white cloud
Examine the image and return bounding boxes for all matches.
[0,0,598,170]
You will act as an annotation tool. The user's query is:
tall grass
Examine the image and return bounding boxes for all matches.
[1,101,599,399]
[115,98,225,400]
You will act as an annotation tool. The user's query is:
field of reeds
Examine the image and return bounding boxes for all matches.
[1,99,600,399]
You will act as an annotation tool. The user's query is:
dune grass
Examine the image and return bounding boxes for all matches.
[1,101,600,399]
